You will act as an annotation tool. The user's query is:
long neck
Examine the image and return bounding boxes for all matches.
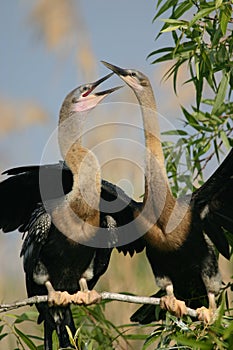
[52,109,101,242]
[135,86,175,227]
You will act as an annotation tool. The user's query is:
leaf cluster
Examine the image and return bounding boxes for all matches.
[149,0,233,191]
[0,311,43,350]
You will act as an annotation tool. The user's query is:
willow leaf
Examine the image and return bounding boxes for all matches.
[189,7,216,27]
[212,72,230,115]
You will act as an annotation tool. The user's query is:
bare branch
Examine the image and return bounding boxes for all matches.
[0,292,197,318]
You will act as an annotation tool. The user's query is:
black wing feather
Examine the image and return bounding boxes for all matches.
[193,148,233,258]
[0,162,145,255]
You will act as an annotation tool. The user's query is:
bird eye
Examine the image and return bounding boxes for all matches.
[131,72,137,77]
[82,86,88,92]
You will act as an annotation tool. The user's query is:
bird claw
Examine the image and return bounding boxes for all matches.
[160,295,188,318]
[196,306,215,324]
[48,290,72,307]
[71,289,102,305]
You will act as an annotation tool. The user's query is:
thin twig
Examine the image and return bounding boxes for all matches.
[0,292,197,318]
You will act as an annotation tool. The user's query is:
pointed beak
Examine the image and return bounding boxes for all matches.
[72,74,122,113]
[101,61,128,77]
[88,85,122,109]
[88,72,123,97]
[94,85,123,96]
[91,72,114,90]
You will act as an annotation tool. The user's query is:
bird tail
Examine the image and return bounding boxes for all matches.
[130,290,166,324]
[38,305,76,350]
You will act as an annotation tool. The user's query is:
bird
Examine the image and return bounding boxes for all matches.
[102,61,233,323]
[0,73,144,349]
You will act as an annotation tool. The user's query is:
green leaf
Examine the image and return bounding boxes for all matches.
[161,25,181,32]
[220,130,231,149]
[189,6,216,27]
[160,18,187,25]
[211,26,222,46]
[162,129,188,136]
[65,325,76,347]
[212,71,230,115]
[0,333,7,341]
[153,0,178,21]
[215,0,223,8]
[174,335,212,349]
[14,327,37,350]
[220,5,232,35]
[159,0,193,35]
[151,52,174,64]
[147,46,174,58]
[172,0,193,20]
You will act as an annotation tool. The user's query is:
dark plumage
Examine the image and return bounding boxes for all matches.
[102,61,233,323]
[0,75,143,349]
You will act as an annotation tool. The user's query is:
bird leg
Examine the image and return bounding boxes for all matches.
[196,292,217,324]
[71,277,102,305]
[160,284,188,318]
[45,281,72,307]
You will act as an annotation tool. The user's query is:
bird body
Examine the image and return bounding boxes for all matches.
[102,61,233,323]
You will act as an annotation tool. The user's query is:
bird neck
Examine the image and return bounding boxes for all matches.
[66,145,101,221]
[53,111,101,242]
[135,87,175,228]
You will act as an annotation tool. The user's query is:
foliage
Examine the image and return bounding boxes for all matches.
[0,302,130,350]
[149,0,233,192]
[0,311,43,350]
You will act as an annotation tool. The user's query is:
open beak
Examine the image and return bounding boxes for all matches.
[91,72,123,97]
[101,61,128,77]
[73,73,122,112]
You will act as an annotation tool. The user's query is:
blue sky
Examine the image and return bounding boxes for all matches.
[1,1,186,169]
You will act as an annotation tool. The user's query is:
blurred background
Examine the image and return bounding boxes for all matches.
[0,1,232,349]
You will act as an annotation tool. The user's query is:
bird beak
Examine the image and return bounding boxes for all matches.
[72,73,122,112]
[91,72,114,91]
[90,72,123,103]
[101,61,144,91]
[91,72,123,97]
[101,61,128,77]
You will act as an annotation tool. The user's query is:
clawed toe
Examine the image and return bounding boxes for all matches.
[160,295,188,318]
[71,289,101,305]
[196,306,215,324]
[48,290,72,307]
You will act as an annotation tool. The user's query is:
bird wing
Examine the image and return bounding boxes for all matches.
[0,162,72,233]
[0,162,145,255]
[101,180,145,256]
[20,204,51,276]
[192,148,233,259]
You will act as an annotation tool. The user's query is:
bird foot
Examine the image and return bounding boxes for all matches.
[48,290,72,307]
[160,295,188,318]
[71,289,102,305]
[196,306,215,324]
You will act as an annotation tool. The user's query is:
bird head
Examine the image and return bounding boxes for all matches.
[101,61,149,92]
[61,72,122,116]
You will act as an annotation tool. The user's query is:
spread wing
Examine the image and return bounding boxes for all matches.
[0,162,145,255]
[192,148,233,259]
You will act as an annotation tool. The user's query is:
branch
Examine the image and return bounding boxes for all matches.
[0,292,197,318]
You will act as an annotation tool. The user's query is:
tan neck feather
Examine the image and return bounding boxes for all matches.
[51,109,101,243]
[132,81,192,250]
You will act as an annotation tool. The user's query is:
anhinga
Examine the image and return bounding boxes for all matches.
[0,74,143,349]
[102,61,233,323]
